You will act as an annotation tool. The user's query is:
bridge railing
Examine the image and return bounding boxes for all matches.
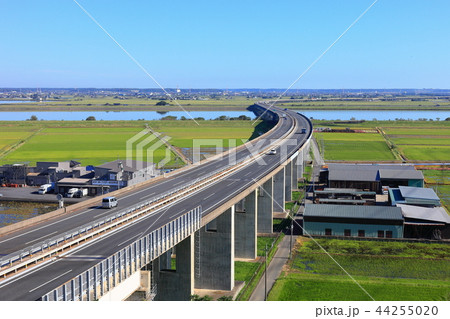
[41,206,201,301]
[0,123,293,272]
[0,164,231,271]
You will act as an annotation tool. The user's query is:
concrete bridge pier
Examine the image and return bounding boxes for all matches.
[292,155,299,190]
[235,190,257,259]
[153,236,194,301]
[273,168,285,212]
[257,178,273,234]
[194,206,235,291]
[297,150,304,179]
[285,161,293,202]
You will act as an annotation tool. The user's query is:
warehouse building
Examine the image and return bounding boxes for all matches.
[326,164,424,193]
[303,204,404,238]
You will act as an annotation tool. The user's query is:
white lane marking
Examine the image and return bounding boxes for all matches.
[29,269,72,293]
[117,238,132,247]
[94,208,122,218]
[203,193,215,200]
[0,259,59,289]
[64,255,106,258]
[227,180,238,187]
[170,209,186,219]
[25,232,57,245]
[139,192,156,200]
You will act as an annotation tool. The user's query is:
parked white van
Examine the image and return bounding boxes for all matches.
[102,196,118,209]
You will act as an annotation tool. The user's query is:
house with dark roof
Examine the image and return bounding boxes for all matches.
[303,204,404,238]
[326,164,424,193]
[93,160,158,191]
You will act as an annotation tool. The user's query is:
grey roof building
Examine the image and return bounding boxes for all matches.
[326,164,424,192]
[398,204,450,239]
[303,204,404,238]
[93,159,158,191]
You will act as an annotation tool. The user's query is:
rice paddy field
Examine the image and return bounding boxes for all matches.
[383,126,450,162]
[421,169,450,209]
[3,96,450,111]
[268,238,450,301]
[0,120,262,167]
[314,132,395,161]
[313,120,450,162]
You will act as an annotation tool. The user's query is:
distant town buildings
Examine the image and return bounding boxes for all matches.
[0,159,159,197]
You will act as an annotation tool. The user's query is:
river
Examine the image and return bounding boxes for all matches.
[0,109,448,121]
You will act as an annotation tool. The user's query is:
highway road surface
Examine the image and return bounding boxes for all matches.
[0,105,311,300]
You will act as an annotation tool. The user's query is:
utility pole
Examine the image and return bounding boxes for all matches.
[117,161,124,190]
[289,218,293,259]
[264,244,268,301]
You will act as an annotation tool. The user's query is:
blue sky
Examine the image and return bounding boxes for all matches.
[1,0,449,89]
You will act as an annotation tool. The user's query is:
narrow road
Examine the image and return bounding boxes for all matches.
[249,234,296,301]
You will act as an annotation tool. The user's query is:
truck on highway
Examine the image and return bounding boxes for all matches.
[301,128,306,134]
[74,188,88,198]
[38,183,54,195]
[66,188,79,198]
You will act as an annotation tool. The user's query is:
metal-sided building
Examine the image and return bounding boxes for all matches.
[389,186,441,207]
[398,204,450,239]
[326,164,424,193]
[303,204,404,238]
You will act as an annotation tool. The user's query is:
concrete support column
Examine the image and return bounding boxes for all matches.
[153,236,194,301]
[235,190,257,259]
[297,150,304,179]
[195,206,235,291]
[273,168,285,213]
[285,161,292,202]
[292,155,299,190]
[257,178,273,234]
[159,249,172,270]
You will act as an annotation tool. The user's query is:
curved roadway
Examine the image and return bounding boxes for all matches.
[0,105,311,300]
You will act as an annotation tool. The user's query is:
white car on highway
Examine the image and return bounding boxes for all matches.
[102,196,118,209]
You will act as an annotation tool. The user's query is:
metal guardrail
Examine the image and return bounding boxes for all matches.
[0,105,307,278]
[0,165,232,270]
[0,143,276,272]
[41,206,201,301]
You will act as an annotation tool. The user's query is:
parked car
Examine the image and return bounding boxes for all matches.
[38,183,54,195]
[102,196,118,209]
[74,188,88,198]
[66,188,79,198]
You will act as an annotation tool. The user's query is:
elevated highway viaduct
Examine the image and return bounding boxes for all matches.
[0,103,312,300]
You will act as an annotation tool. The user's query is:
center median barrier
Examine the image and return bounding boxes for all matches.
[0,105,305,280]
[0,104,283,238]
[0,140,288,278]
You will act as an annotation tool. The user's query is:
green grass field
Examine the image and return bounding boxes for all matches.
[314,132,395,161]
[3,95,450,111]
[0,120,261,167]
[314,120,450,162]
[268,238,450,301]
[269,273,450,301]
[381,125,450,162]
